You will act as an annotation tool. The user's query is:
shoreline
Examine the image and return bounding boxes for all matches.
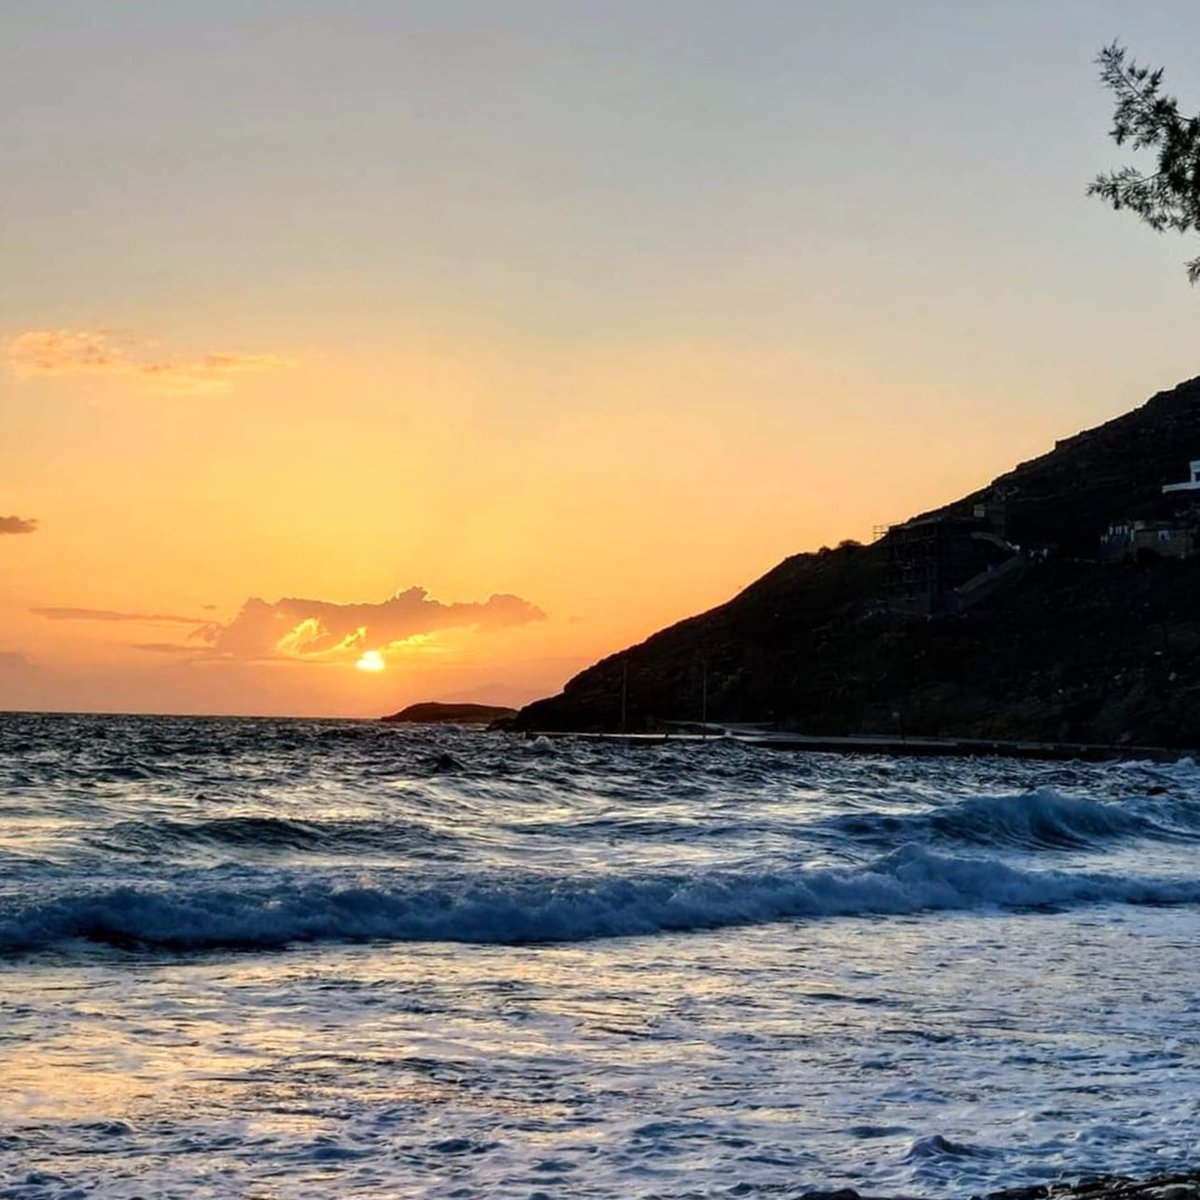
[526,726,1193,764]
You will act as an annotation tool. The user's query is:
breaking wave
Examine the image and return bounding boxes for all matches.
[828,788,1200,852]
[4,845,1199,954]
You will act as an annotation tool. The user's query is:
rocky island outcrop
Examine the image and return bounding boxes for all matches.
[517,375,1200,748]
[382,702,517,725]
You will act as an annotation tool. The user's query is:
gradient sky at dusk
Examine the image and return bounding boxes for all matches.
[5,1,1200,716]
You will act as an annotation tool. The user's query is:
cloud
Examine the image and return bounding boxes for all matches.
[132,642,210,654]
[32,606,211,625]
[6,330,293,394]
[203,587,546,663]
[0,651,34,672]
[0,516,37,535]
[31,587,546,669]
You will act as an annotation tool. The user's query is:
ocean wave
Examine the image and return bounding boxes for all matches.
[91,815,461,860]
[3,845,1199,954]
[828,788,1200,852]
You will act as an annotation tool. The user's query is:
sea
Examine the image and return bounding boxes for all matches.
[1,712,1199,1199]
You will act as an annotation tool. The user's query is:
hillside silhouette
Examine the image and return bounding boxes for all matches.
[517,376,1200,748]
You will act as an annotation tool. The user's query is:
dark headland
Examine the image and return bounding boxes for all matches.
[517,375,1200,750]
[381,702,517,725]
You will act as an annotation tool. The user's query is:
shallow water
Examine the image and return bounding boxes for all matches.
[1,712,1198,1197]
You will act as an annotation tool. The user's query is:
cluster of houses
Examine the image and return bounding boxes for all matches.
[1099,459,1200,563]
[886,459,1200,617]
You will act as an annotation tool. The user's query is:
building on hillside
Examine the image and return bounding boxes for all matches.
[971,496,1010,538]
[1100,519,1198,562]
[886,515,1017,617]
[1162,460,1200,494]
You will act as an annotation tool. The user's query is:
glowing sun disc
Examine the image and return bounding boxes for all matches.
[356,650,386,672]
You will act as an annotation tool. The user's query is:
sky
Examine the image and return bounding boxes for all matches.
[4,0,1200,717]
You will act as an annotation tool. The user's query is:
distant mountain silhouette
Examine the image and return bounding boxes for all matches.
[517,376,1200,748]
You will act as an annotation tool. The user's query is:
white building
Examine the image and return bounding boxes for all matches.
[1162,460,1200,493]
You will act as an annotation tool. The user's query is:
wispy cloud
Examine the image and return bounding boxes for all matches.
[6,330,293,394]
[132,642,210,655]
[0,651,34,671]
[0,516,37,535]
[204,587,545,664]
[32,606,212,626]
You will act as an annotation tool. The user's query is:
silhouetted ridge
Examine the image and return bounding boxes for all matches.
[518,376,1200,747]
[930,376,1200,554]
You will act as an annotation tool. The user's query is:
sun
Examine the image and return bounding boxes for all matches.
[355,650,386,672]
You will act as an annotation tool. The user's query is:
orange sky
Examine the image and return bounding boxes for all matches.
[5,3,1200,716]
[0,326,1182,717]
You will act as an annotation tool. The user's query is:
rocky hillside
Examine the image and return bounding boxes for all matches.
[516,376,1200,747]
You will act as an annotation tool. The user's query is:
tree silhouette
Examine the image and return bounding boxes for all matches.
[1089,42,1200,281]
